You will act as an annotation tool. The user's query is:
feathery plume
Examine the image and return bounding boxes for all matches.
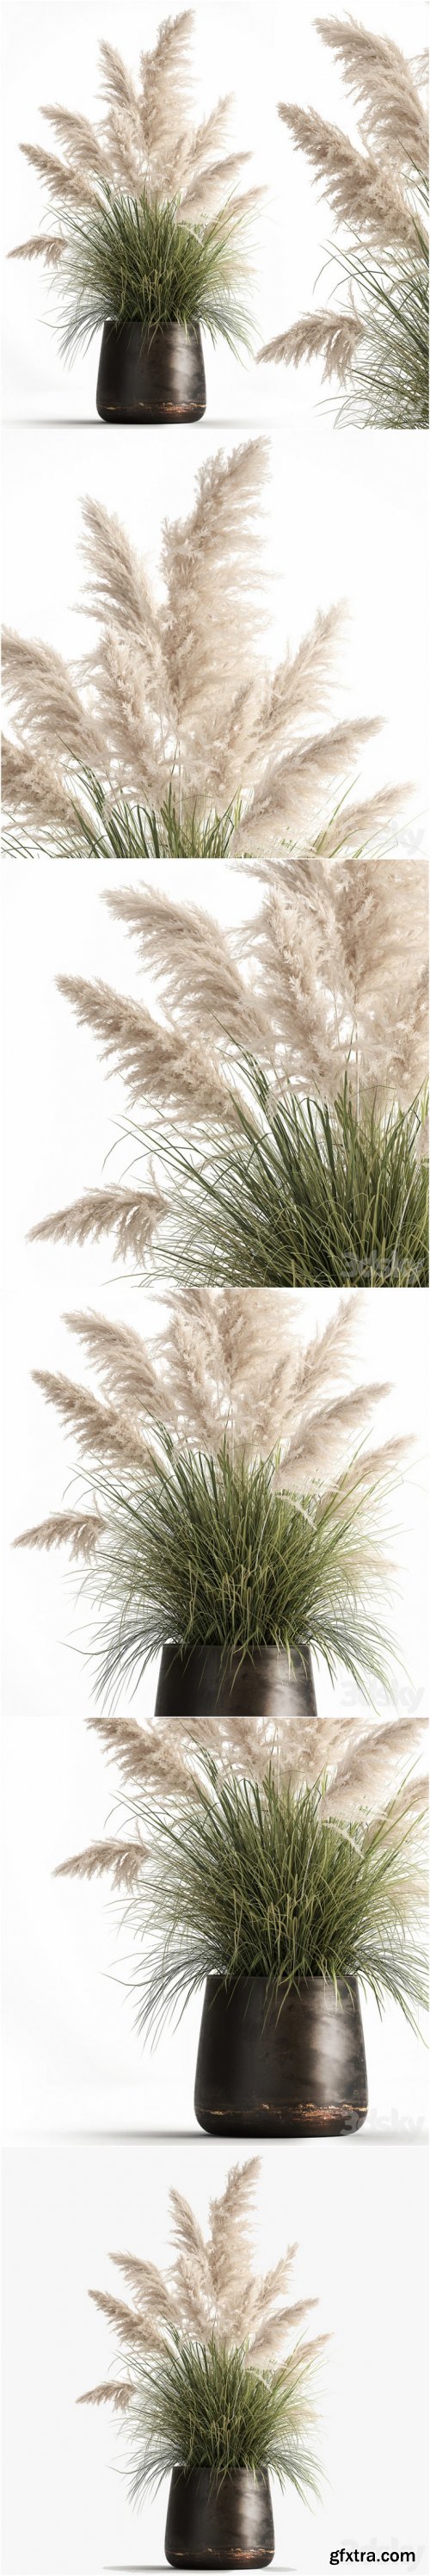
[260,18,429,427]
[29,1187,165,1261]
[13,1510,104,1561]
[2,444,407,855]
[56,1839,146,1890]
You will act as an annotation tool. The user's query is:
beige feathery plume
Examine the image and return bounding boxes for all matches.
[12,13,258,263]
[40,105,111,184]
[8,232,64,267]
[1,735,72,827]
[29,1187,165,1261]
[316,17,429,176]
[32,1368,150,1469]
[14,1510,104,1562]
[104,883,268,1057]
[77,2380,134,2411]
[81,2160,324,2418]
[88,1713,197,1796]
[260,21,428,409]
[259,311,363,381]
[322,1718,427,1820]
[80,496,163,645]
[2,631,102,769]
[19,141,96,209]
[56,974,230,1121]
[3,444,408,854]
[56,1840,146,1891]
[110,2255,180,2327]
[89,2289,163,2351]
[64,1311,174,1427]
[363,1776,428,1854]
[279,102,418,251]
[249,2300,319,2365]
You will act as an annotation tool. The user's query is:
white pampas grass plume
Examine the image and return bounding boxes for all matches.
[259,311,363,381]
[89,2289,163,2351]
[29,1186,165,1261]
[9,232,64,266]
[279,102,418,252]
[32,1368,150,1469]
[14,1510,104,1561]
[316,17,429,176]
[56,1839,146,1890]
[3,443,405,856]
[77,2381,133,2411]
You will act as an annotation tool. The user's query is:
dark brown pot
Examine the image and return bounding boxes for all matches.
[95,318,206,420]
[155,1641,316,1717]
[194,1973,368,2137]
[164,2466,274,2569]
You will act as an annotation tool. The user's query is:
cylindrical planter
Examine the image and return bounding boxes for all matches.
[164,2465,274,2569]
[155,1641,316,1717]
[95,319,206,421]
[194,1974,368,2138]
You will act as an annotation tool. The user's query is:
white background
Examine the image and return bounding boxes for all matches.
[2,2137,428,2573]
[2,0,429,425]
[2,842,428,2134]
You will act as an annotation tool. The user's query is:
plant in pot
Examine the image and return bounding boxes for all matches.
[9,11,261,420]
[2,441,410,859]
[16,1288,409,1716]
[79,2156,327,2565]
[36,853,428,1288]
[258,15,429,429]
[59,1714,427,2136]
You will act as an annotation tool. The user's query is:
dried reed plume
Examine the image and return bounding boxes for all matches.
[1,444,407,856]
[79,2157,326,2410]
[259,16,429,427]
[10,12,260,270]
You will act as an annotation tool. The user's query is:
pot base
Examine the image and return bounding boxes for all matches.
[95,318,206,422]
[196,2100,368,2139]
[194,1974,369,2138]
[165,2468,274,2570]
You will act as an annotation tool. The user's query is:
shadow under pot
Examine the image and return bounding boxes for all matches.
[165,2466,274,2570]
[194,1974,368,2138]
[95,318,206,420]
[155,1641,316,1717]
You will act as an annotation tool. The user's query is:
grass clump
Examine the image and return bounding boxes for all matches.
[130,1765,427,2039]
[3,773,244,862]
[89,1438,396,1706]
[335,225,429,429]
[127,2331,321,2502]
[157,1066,429,1288]
[55,186,254,360]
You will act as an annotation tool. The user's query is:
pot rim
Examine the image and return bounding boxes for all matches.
[101,314,204,343]
[204,1968,360,2000]
[159,1638,312,1669]
[169,2465,271,2485]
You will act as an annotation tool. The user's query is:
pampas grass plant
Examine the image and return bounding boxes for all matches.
[17,1288,411,1706]
[79,2157,326,2504]
[2,444,408,859]
[155,1069,429,1288]
[70,1436,400,1707]
[52,187,253,363]
[259,15,429,427]
[10,13,261,368]
[30,850,427,1286]
[60,1739,427,2045]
